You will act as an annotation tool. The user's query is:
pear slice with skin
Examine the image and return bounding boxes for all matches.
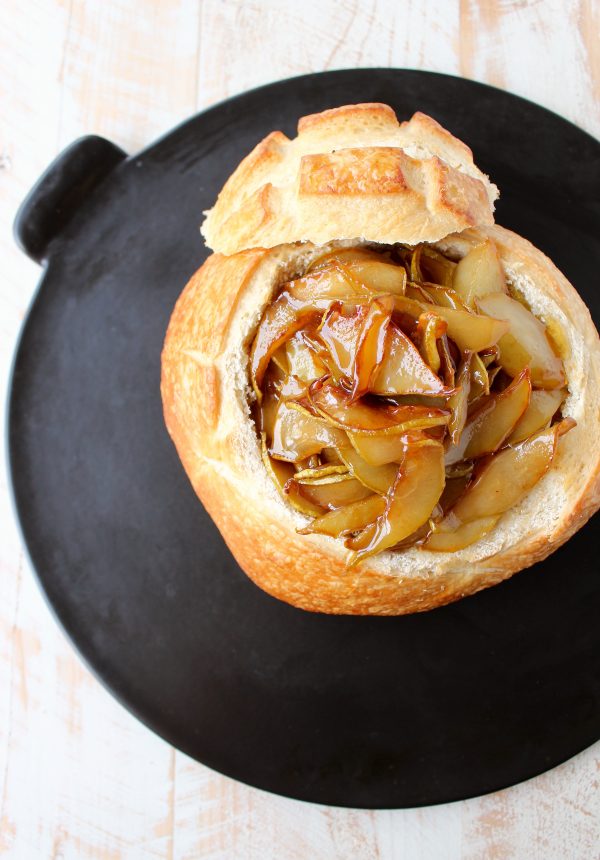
[289,265,374,304]
[444,418,575,524]
[344,260,407,296]
[261,434,294,493]
[346,430,437,466]
[424,516,500,551]
[507,389,566,444]
[394,295,509,352]
[351,294,395,400]
[337,446,399,493]
[447,352,472,446]
[372,322,455,397]
[292,475,373,509]
[318,303,364,378]
[413,313,446,375]
[418,284,470,311]
[307,247,384,272]
[269,400,347,461]
[285,331,328,383]
[468,352,490,403]
[307,379,450,436]
[420,247,456,286]
[298,494,387,538]
[438,474,471,512]
[251,267,376,391]
[346,443,445,564]
[452,239,507,306]
[293,464,349,483]
[251,299,321,392]
[477,292,565,389]
[429,305,509,353]
[445,368,531,465]
[261,437,324,517]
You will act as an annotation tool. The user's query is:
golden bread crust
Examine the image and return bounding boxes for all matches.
[201,105,498,255]
[161,228,600,614]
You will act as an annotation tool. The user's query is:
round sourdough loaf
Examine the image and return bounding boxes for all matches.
[161,225,600,614]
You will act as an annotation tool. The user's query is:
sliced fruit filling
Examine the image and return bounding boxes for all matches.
[250,240,574,563]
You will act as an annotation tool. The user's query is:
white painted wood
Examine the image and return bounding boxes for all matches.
[1,1,598,857]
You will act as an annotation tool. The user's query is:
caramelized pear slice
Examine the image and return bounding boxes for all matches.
[270,401,347,461]
[477,292,565,388]
[278,374,311,401]
[391,517,438,550]
[321,446,344,465]
[452,240,506,306]
[338,446,399,493]
[285,331,328,383]
[318,303,364,379]
[392,295,508,357]
[429,305,509,352]
[346,433,407,466]
[420,284,471,311]
[397,295,509,352]
[424,516,500,551]
[445,460,474,479]
[392,294,427,319]
[307,247,384,272]
[372,323,453,396]
[414,313,446,375]
[405,283,435,304]
[298,494,387,538]
[289,266,373,304]
[351,295,395,399]
[439,475,471,512]
[295,475,373,509]
[251,265,374,389]
[295,455,320,471]
[285,483,327,516]
[420,247,456,286]
[308,379,450,435]
[347,430,440,466]
[261,435,295,495]
[448,419,575,523]
[438,334,456,388]
[487,366,502,389]
[270,344,289,374]
[447,352,472,445]
[445,368,531,465]
[410,245,423,282]
[346,443,445,563]
[293,464,349,483]
[345,260,407,296]
[507,389,566,444]
[250,294,321,391]
[257,377,281,440]
[480,345,500,368]
[468,352,490,403]
[261,437,324,517]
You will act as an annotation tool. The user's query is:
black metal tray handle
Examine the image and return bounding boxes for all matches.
[14,136,127,264]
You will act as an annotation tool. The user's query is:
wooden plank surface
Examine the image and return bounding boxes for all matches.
[1,1,598,857]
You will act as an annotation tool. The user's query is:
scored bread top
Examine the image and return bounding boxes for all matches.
[201,104,499,255]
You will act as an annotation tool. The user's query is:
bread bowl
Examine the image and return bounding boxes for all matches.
[161,104,600,615]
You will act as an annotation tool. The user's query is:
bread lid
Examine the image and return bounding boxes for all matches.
[201,104,499,255]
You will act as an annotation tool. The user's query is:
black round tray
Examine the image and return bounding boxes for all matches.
[9,69,600,808]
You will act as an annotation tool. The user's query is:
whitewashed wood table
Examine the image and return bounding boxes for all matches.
[1,1,599,857]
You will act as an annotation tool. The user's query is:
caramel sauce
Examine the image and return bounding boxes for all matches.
[250,241,573,562]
